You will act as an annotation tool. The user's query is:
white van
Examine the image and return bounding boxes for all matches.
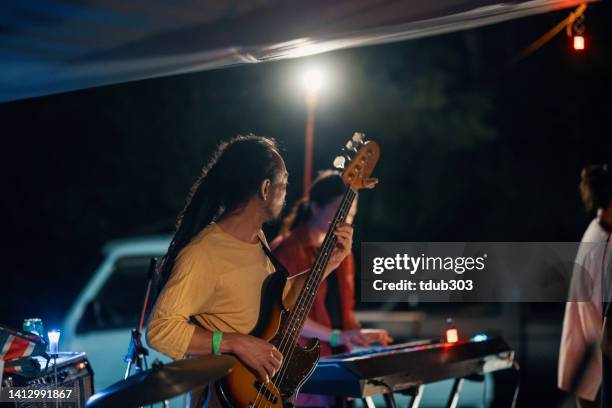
[61,235,172,391]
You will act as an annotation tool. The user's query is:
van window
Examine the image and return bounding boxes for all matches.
[76,256,152,333]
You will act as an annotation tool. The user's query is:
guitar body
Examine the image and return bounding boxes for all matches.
[216,271,320,408]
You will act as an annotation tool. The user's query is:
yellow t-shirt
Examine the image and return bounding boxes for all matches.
[146,223,274,360]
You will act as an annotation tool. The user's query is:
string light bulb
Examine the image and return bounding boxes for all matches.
[567,12,586,52]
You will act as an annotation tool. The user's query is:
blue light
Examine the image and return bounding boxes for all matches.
[48,330,61,354]
[472,333,488,342]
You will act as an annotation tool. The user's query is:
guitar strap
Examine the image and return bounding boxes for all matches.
[258,238,289,279]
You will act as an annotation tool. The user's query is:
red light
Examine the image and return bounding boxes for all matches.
[446,328,459,343]
[574,35,585,50]
[76,362,86,369]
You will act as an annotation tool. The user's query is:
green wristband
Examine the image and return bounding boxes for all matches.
[329,329,341,347]
[212,331,223,355]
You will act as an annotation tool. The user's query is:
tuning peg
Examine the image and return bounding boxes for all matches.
[352,132,366,144]
[345,140,357,152]
[333,155,347,169]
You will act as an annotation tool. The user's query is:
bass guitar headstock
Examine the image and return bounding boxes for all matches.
[333,132,380,190]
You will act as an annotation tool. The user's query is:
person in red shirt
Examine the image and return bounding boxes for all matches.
[271,170,392,406]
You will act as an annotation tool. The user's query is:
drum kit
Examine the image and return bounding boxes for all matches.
[86,354,236,408]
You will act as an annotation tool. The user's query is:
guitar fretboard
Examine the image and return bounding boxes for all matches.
[283,186,357,346]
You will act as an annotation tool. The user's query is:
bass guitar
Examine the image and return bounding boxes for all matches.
[217,132,380,407]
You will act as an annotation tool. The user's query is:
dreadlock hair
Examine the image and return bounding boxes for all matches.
[580,164,612,213]
[157,135,284,293]
[279,169,349,235]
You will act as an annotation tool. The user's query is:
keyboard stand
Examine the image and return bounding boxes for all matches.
[446,378,464,408]
[407,384,425,408]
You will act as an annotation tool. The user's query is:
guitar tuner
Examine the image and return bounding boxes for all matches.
[333,156,346,169]
[352,132,365,144]
[345,140,358,152]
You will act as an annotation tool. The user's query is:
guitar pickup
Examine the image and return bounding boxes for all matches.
[253,380,279,404]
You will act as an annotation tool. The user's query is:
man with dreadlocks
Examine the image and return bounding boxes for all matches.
[146,135,353,407]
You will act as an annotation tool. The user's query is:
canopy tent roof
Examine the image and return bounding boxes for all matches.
[1,0,590,102]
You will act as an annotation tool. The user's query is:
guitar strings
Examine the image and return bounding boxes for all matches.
[274,188,355,375]
[253,187,355,407]
[273,188,354,370]
[253,187,354,408]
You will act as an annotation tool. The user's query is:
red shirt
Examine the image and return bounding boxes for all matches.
[271,224,360,356]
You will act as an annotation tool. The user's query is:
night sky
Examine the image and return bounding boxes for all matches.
[1,2,611,405]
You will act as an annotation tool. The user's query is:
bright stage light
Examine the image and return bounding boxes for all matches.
[302,68,323,94]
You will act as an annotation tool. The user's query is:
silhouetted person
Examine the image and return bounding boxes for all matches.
[559,164,612,408]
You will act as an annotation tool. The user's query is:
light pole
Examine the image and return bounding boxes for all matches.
[302,68,323,196]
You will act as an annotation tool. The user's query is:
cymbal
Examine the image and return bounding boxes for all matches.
[86,355,237,408]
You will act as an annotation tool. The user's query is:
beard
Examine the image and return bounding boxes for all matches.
[264,198,286,224]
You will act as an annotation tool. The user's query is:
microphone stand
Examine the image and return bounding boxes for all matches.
[124,258,157,379]
[124,258,166,407]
